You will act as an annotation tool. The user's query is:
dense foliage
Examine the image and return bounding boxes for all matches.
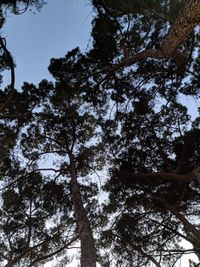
[0,0,200,266]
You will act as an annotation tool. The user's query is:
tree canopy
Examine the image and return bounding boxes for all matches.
[1,1,200,267]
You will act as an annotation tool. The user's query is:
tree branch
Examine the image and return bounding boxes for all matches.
[0,37,15,112]
[100,0,200,84]
[27,235,79,267]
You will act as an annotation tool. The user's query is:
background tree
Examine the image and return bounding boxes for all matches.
[98,100,200,266]
[85,1,200,265]
[91,0,200,81]
[0,161,78,267]
[1,0,200,266]
[0,0,45,112]
[20,48,105,267]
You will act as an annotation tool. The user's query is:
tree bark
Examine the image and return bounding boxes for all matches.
[161,0,200,57]
[68,152,96,267]
[102,0,200,82]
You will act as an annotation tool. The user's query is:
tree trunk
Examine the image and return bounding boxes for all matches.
[161,0,200,57]
[102,0,200,82]
[68,152,96,267]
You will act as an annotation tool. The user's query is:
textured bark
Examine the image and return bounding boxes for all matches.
[102,0,200,82]
[161,0,200,56]
[68,152,96,267]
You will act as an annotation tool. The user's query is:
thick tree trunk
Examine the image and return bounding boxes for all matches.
[68,153,96,267]
[161,0,200,57]
[102,0,200,82]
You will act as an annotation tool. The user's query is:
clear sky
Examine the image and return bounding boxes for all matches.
[1,0,93,89]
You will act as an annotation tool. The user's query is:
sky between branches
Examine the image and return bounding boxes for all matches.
[2,0,199,119]
[1,2,94,266]
[1,0,93,89]
[1,1,199,266]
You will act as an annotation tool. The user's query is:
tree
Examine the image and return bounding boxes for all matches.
[86,1,200,265]
[0,162,78,267]
[92,0,200,82]
[0,0,45,112]
[1,0,200,266]
[19,48,105,267]
[99,100,200,265]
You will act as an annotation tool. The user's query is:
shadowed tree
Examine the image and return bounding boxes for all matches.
[99,99,200,266]
[20,49,105,267]
[0,160,78,267]
[0,0,45,112]
[1,1,200,266]
[91,0,200,82]
[85,4,200,265]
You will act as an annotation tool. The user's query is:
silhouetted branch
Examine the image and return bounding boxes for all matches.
[0,37,15,112]
[27,235,79,267]
[100,0,200,84]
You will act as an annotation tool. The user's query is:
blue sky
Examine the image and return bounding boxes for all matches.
[1,4,94,265]
[1,0,199,118]
[1,0,93,89]
[0,2,199,267]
